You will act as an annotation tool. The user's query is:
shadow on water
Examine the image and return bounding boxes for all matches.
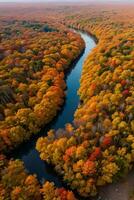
[10,30,96,198]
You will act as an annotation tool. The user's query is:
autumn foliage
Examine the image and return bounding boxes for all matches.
[0,155,77,200]
[0,2,133,199]
[0,20,84,152]
[36,3,134,197]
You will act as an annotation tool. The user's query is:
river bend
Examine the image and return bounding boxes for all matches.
[12,30,96,186]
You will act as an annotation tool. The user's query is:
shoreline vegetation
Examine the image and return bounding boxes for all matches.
[0,2,134,200]
[36,4,134,198]
[0,21,85,153]
[0,20,85,200]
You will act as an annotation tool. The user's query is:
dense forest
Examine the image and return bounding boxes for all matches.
[37,4,134,197]
[0,2,134,200]
[0,20,84,152]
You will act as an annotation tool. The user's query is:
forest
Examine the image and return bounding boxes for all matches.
[0,20,84,152]
[0,2,134,200]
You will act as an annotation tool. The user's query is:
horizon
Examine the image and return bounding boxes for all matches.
[0,0,134,3]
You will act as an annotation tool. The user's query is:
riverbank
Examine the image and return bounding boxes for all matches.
[11,30,96,186]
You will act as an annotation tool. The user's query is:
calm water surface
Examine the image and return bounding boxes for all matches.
[12,30,96,186]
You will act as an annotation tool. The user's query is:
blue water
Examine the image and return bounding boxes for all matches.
[12,30,96,186]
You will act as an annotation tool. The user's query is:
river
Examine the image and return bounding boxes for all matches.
[12,30,96,186]
[11,29,134,200]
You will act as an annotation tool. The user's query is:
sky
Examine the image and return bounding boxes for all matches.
[0,0,134,2]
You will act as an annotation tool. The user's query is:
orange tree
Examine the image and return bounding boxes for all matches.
[0,154,77,200]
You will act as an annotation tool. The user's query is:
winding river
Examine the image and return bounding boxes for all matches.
[12,30,96,186]
[12,30,134,200]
